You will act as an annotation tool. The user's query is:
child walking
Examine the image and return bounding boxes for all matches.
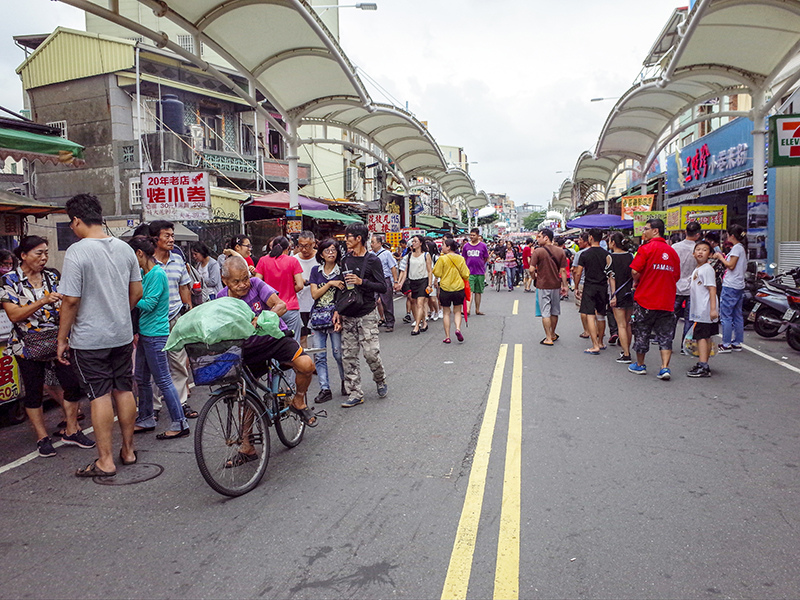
[687,239,719,377]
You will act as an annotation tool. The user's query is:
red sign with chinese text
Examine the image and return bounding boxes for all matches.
[141,171,211,221]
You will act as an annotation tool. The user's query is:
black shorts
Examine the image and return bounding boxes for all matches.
[72,342,134,400]
[439,289,465,307]
[300,311,311,337]
[409,278,429,299]
[244,335,305,378]
[631,304,675,354]
[579,283,609,315]
[692,321,719,340]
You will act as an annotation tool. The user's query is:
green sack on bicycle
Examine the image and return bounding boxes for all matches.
[254,310,285,339]
[164,296,256,351]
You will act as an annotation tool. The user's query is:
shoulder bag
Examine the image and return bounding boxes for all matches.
[334,255,365,317]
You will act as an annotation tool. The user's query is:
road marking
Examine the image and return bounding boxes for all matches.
[441,344,509,600]
[494,344,523,599]
[0,422,102,476]
[512,300,519,315]
[742,343,800,375]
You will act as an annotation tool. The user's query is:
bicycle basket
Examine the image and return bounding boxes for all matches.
[185,339,245,386]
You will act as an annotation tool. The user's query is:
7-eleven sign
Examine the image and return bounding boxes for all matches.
[769,115,800,166]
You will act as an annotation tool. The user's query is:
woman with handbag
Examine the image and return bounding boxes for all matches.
[129,236,189,439]
[0,236,94,457]
[432,239,471,343]
[308,239,346,404]
[394,235,433,335]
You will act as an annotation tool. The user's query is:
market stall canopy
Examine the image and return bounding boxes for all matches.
[416,215,445,229]
[0,189,66,216]
[250,192,328,210]
[117,221,199,242]
[565,214,633,230]
[0,125,85,167]
[300,209,362,224]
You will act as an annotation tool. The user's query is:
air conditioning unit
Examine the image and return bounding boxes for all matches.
[190,124,204,151]
[345,166,360,193]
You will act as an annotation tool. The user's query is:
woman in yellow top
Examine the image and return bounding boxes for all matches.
[432,239,471,343]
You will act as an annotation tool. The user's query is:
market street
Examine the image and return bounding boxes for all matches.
[1,290,799,599]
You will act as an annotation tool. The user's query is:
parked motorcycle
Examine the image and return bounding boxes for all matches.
[783,291,800,351]
[748,267,800,338]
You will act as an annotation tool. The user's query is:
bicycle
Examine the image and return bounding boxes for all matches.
[189,340,322,497]
[494,268,505,292]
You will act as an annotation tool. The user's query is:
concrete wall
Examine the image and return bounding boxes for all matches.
[298,123,345,199]
[773,166,800,269]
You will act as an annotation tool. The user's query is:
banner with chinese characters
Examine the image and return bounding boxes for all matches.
[621,195,654,220]
[400,228,424,241]
[666,118,753,193]
[0,214,21,236]
[633,211,667,236]
[666,205,727,231]
[368,213,401,233]
[0,349,20,404]
[141,171,211,221]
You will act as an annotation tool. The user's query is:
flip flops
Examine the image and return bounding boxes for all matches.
[443,338,451,344]
[583,349,600,355]
[540,338,554,346]
[75,460,116,478]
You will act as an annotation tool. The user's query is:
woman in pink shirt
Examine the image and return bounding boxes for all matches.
[255,236,304,340]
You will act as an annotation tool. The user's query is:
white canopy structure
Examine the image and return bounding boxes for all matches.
[58,0,488,209]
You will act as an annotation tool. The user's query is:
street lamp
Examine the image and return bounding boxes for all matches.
[313,3,378,10]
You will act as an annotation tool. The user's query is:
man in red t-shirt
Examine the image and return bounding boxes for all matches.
[522,237,534,292]
[628,218,680,380]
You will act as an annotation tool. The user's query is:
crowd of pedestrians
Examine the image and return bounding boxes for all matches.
[1,191,750,475]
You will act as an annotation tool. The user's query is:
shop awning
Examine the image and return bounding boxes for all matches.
[0,126,85,167]
[0,189,66,216]
[302,209,362,224]
[440,216,469,229]
[416,215,445,229]
[565,214,632,230]
[250,192,328,210]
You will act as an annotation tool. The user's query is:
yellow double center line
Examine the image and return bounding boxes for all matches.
[441,343,523,600]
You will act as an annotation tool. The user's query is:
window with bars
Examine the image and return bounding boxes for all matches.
[129,179,142,207]
[177,35,195,54]
[46,120,67,139]
[121,145,136,163]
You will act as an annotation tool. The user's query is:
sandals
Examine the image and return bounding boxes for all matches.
[183,405,199,419]
[156,427,190,440]
[290,405,318,428]
[552,334,559,342]
[224,451,259,469]
[579,333,590,339]
[540,338,554,346]
[75,460,116,478]
[443,338,451,344]
[120,449,138,466]
[455,330,464,342]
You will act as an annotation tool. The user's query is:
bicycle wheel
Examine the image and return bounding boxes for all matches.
[272,371,306,448]
[195,390,270,497]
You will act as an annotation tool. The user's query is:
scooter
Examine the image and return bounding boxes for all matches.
[782,289,800,351]
[748,267,800,338]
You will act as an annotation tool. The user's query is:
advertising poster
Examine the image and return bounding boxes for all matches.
[0,349,20,404]
[286,219,303,234]
[621,195,654,220]
[141,170,211,221]
[747,195,769,260]
[368,213,401,233]
[633,211,667,236]
[666,205,727,231]
[666,207,682,231]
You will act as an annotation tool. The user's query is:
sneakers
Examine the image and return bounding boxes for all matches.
[402,313,412,324]
[717,344,732,353]
[37,436,56,457]
[687,364,711,378]
[377,381,388,398]
[656,368,671,380]
[438,308,443,320]
[314,388,333,404]
[628,363,647,375]
[616,353,632,364]
[61,430,96,449]
[731,344,743,352]
[341,397,364,408]
[608,334,619,346]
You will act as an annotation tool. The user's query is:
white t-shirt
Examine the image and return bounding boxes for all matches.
[672,238,698,295]
[722,243,746,290]
[295,254,318,313]
[689,263,718,323]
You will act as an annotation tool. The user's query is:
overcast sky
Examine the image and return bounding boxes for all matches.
[3,1,678,207]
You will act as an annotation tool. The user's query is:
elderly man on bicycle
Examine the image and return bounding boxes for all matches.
[217,256,317,427]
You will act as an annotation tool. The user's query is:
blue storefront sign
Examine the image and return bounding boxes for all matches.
[666,117,754,195]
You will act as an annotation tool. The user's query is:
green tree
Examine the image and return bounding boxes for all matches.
[461,209,499,226]
[523,210,548,231]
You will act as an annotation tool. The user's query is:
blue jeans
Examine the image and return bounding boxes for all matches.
[135,335,188,431]
[505,266,515,290]
[720,286,744,346]
[311,328,343,391]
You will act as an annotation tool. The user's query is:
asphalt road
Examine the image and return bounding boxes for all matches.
[1,288,799,599]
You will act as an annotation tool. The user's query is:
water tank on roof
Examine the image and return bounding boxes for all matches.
[159,94,185,135]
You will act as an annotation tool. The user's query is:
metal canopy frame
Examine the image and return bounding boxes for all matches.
[57,0,487,210]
